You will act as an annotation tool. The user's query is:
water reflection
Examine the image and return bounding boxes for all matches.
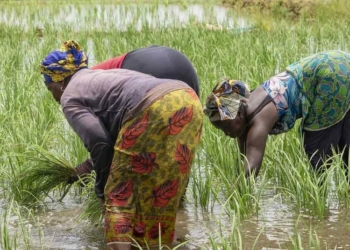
[2,2,350,249]
[239,188,350,249]
[3,185,350,249]
[0,4,249,31]
[26,199,224,250]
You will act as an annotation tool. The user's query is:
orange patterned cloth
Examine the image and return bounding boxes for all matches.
[104,88,203,247]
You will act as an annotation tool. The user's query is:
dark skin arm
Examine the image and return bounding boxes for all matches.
[243,101,278,177]
[237,130,247,155]
[211,87,279,179]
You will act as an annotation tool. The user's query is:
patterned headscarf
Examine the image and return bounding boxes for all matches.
[204,79,250,122]
[40,40,88,84]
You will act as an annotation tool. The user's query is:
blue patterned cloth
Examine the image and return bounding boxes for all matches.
[261,72,302,134]
[286,50,350,131]
[262,50,350,134]
[40,40,88,84]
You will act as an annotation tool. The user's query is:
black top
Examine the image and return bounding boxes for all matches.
[122,45,200,97]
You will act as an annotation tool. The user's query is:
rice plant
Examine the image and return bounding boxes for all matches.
[1,0,350,249]
[0,200,44,250]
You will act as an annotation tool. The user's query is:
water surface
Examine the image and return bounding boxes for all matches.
[4,185,349,249]
[2,2,350,250]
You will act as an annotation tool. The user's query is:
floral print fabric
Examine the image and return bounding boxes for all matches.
[104,88,203,247]
[286,50,350,131]
[262,72,302,134]
[262,50,350,134]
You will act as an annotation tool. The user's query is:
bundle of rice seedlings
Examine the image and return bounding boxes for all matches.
[20,145,104,224]
[19,145,77,205]
[77,172,104,225]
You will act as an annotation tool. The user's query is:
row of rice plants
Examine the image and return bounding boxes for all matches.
[1,0,350,248]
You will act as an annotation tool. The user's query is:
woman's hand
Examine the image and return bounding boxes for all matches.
[67,158,94,184]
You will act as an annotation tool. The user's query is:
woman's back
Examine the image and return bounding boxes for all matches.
[61,68,189,142]
[286,50,350,130]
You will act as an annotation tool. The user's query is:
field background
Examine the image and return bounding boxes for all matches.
[1,0,350,249]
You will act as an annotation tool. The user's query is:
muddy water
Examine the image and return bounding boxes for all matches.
[2,2,350,249]
[7,187,350,249]
[239,189,350,249]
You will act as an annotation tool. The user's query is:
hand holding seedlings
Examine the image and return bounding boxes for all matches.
[67,158,94,185]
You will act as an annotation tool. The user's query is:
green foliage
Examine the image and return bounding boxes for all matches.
[0,1,350,249]
[18,146,76,205]
[0,200,43,250]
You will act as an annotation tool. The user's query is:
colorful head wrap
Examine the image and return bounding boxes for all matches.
[40,40,88,84]
[204,79,250,122]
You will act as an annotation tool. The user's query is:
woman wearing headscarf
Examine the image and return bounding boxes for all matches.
[71,45,200,182]
[40,40,203,249]
[204,50,350,178]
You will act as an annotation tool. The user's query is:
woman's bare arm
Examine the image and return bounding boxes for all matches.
[237,130,247,155]
[243,102,278,177]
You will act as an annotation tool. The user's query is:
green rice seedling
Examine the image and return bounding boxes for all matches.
[324,152,350,209]
[1,151,48,204]
[216,165,258,219]
[0,199,44,250]
[0,206,18,250]
[200,125,267,219]
[17,145,77,206]
[76,172,104,225]
[285,215,338,250]
[262,126,334,219]
[207,213,264,250]
[269,149,330,219]
[3,1,350,248]
[190,156,216,210]
[78,192,104,226]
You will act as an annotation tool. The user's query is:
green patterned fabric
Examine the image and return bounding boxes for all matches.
[286,50,350,131]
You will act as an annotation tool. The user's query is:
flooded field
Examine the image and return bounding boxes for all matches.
[5,185,350,249]
[1,1,350,249]
[0,3,249,31]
